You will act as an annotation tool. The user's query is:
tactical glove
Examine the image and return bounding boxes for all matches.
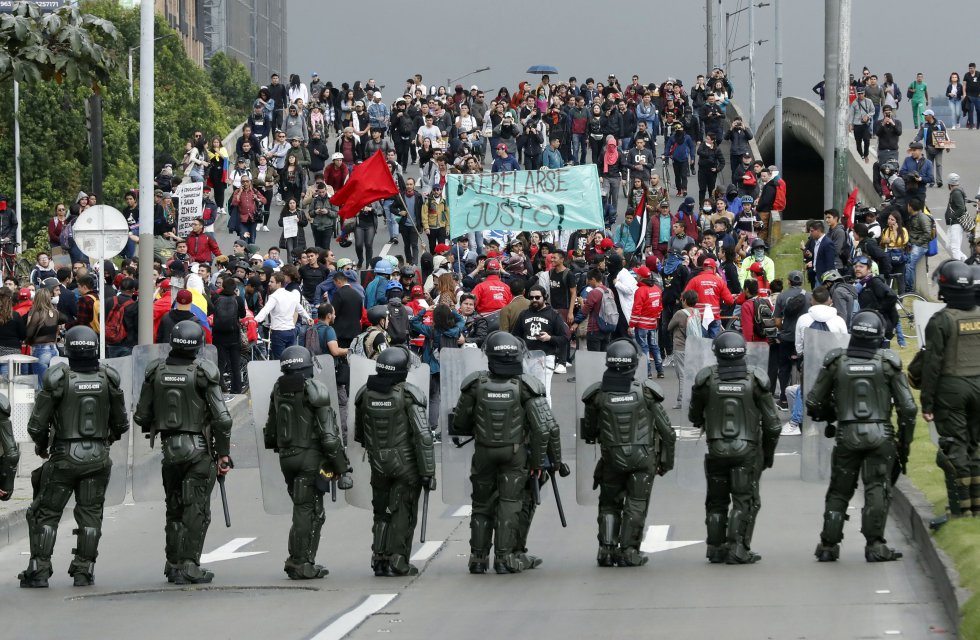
[337,473,354,490]
[824,423,837,439]
[421,476,437,491]
[557,462,571,478]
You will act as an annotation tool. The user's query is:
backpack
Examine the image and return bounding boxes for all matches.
[59,216,76,249]
[349,327,386,360]
[809,320,830,332]
[925,211,939,257]
[752,297,777,340]
[304,323,327,356]
[386,304,410,345]
[782,291,806,321]
[773,179,787,211]
[104,297,134,345]
[596,285,620,333]
[212,294,239,329]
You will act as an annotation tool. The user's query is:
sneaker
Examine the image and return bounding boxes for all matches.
[567,376,576,382]
[657,372,665,379]
[777,399,789,411]
[662,354,674,368]
[781,422,801,436]
[390,237,399,245]
[554,364,567,374]
[262,225,270,231]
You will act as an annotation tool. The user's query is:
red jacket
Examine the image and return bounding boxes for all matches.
[740,296,770,343]
[683,270,735,318]
[186,230,221,264]
[630,283,663,330]
[472,275,512,313]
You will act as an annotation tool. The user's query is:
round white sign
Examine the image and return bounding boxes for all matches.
[73,204,131,261]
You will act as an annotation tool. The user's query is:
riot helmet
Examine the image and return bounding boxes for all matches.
[280,345,314,376]
[933,259,976,310]
[847,309,886,359]
[367,305,389,326]
[605,339,640,373]
[712,330,748,381]
[170,320,204,356]
[375,345,410,384]
[484,331,524,376]
[65,326,100,372]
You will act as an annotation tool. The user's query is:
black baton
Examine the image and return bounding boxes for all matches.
[420,487,430,543]
[531,473,541,506]
[217,475,231,527]
[549,469,567,528]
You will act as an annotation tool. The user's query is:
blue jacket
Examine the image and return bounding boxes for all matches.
[315,269,366,304]
[667,133,696,163]
[542,146,564,169]
[364,274,389,308]
[491,154,521,173]
[899,155,935,189]
[410,307,464,374]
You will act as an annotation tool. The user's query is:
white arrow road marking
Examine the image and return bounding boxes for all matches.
[199,537,267,564]
[410,541,443,563]
[312,593,398,640]
[774,452,800,456]
[451,505,472,517]
[640,525,702,554]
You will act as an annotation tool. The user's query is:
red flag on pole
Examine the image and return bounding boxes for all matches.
[329,151,399,220]
[842,187,859,229]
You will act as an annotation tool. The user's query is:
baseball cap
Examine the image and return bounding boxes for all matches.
[234,239,247,248]
[909,141,924,149]
[42,277,60,291]
[175,289,193,305]
[431,183,443,191]
[331,152,344,160]
[496,143,508,150]
[634,266,651,280]
[702,258,717,269]
[485,258,501,271]
[433,243,451,254]
[250,253,264,262]
[411,285,424,297]
[153,189,164,197]
[923,109,935,117]
[600,237,615,250]
[337,258,353,270]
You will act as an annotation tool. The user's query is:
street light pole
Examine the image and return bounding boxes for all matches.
[706,0,714,75]
[774,0,783,171]
[137,0,155,344]
[749,0,756,130]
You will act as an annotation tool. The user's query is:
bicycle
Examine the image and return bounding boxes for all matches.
[896,292,926,344]
[0,240,18,282]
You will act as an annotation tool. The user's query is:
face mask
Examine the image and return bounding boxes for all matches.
[51,296,60,305]
[702,205,712,213]
[754,249,765,260]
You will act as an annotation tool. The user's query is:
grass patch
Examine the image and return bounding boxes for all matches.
[770,233,807,284]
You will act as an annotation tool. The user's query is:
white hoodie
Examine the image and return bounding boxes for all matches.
[614,268,638,324]
[795,303,849,355]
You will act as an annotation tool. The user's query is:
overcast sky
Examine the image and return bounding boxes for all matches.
[287,0,978,124]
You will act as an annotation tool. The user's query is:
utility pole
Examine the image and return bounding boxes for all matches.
[774,0,783,171]
[87,95,104,203]
[823,0,850,211]
[137,0,155,344]
[748,0,757,130]
[833,0,851,211]
[706,0,714,75]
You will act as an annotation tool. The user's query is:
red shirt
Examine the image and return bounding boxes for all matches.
[740,296,770,343]
[629,283,663,330]
[683,270,735,318]
[472,275,512,313]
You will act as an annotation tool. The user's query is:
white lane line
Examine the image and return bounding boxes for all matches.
[311,593,398,640]
[774,452,799,457]
[410,541,443,563]
[199,537,267,563]
[452,505,472,517]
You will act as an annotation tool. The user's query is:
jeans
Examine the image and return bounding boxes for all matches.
[238,221,257,243]
[586,331,610,353]
[270,329,295,360]
[32,343,59,389]
[967,96,980,128]
[776,340,796,403]
[786,384,803,426]
[853,124,871,158]
[633,328,663,374]
[400,225,420,266]
[949,98,964,127]
[312,226,334,251]
[382,200,400,241]
[571,134,586,164]
[106,345,133,358]
[905,244,929,293]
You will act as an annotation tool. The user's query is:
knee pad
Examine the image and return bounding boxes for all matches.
[730,465,754,496]
[76,477,107,508]
[821,511,848,545]
[32,524,58,558]
[470,477,495,507]
[72,526,101,561]
[598,512,620,547]
[706,513,727,546]
[726,509,749,544]
[626,472,655,503]
[470,514,493,554]
[498,471,525,503]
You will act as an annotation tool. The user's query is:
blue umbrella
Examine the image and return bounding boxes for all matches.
[526,65,558,75]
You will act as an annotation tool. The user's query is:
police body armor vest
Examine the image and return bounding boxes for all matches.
[834,353,895,451]
[597,381,655,472]
[704,370,760,458]
[55,370,112,441]
[473,375,525,447]
[941,308,980,378]
[272,385,318,450]
[153,362,207,435]
[361,385,414,477]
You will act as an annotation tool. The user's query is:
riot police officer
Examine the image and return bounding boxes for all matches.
[807,310,917,562]
[690,331,781,564]
[920,261,980,519]
[265,345,352,579]
[452,331,554,574]
[134,320,233,585]
[0,392,17,502]
[582,339,675,567]
[18,326,128,587]
[354,346,435,577]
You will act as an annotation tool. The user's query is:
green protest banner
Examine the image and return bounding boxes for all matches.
[446,164,604,237]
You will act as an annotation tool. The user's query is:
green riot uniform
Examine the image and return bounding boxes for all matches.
[0,393,18,501]
[134,356,232,583]
[513,401,565,571]
[354,380,434,577]
[20,363,128,587]
[807,342,917,562]
[690,352,780,565]
[265,375,350,579]
[921,307,980,516]
[453,371,551,574]
[582,379,675,567]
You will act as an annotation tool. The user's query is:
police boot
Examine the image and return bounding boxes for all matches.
[284,561,329,580]
[597,513,621,567]
[517,552,543,570]
[618,547,649,567]
[497,552,527,574]
[19,524,56,588]
[814,543,840,562]
[68,527,99,587]
[705,545,728,564]
[725,542,761,564]
[864,541,903,563]
[171,561,215,585]
[372,521,391,577]
[384,555,419,577]
[18,559,50,589]
[705,513,728,564]
[725,510,761,564]
[468,554,489,575]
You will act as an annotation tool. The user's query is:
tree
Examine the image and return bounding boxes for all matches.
[0,1,119,88]
[208,51,258,117]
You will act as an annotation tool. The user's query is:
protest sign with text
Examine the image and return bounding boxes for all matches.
[174,182,204,238]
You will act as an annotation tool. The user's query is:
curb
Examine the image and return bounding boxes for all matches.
[0,394,251,551]
[892,476,970,630]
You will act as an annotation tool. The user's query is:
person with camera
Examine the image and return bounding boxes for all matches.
[913,109,949,187]
[848,87,875,163]
[724,117,754,183]
[900,142,934,202]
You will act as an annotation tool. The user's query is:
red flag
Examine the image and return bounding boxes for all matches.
[329,151,399,220]
[842,187,859,229]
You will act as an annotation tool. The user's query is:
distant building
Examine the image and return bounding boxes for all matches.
[119,0,287,84]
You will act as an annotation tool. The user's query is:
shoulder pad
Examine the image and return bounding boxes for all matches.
[144,358,165,381]
[822,348,844,367]
[0,393,10,415]
[642,379,666,402]
[304,378,333,407]
[881,349,903,371]
[43,363,69,391]
[353,385,367,407]
[102,364,121,387]
[402,382,427,407]
[520,374,547,397]
[460,371,482,392]
[196,359,221,384]
[694,365,714,387]
[749,367,770,390]
[582,381,602,403]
